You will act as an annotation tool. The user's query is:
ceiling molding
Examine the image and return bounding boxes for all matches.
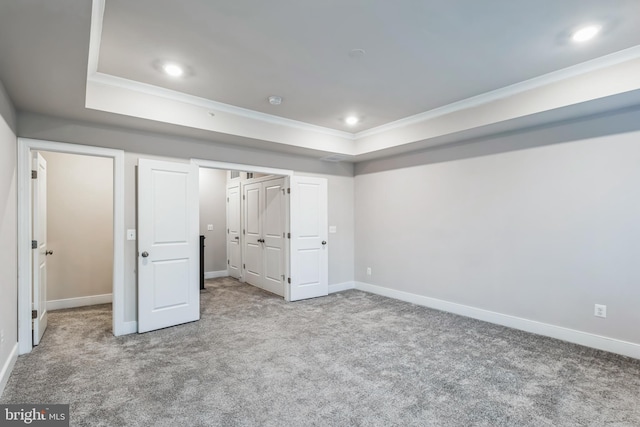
[88,72,355,140]
[87,1,640,160]
[87,0,105,77]
[354,44,640,140]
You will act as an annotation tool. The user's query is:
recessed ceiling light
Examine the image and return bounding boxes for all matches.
[345,116,359,126]
[268,95,283,105]
[162,63,184,77]
[572,25,601,43]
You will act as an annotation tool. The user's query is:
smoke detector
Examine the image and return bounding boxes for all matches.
[268,95,283,105]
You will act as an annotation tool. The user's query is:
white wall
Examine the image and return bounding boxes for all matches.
[0,79,17,395]
[355,128,640,347]
[18,114,356,325]
[199,168,227,273]
[41,151,113,303]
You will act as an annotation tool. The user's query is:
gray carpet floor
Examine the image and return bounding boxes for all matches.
[2,277,640,426]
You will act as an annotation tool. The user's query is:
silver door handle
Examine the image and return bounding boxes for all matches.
[141,251,149,258]
[322,241,327,246]
[45,250,54,255]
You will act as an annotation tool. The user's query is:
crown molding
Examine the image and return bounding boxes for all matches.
[354,45,640,140]
[88,0,640,158]
[88,0,105,77]
[88,72,355,140]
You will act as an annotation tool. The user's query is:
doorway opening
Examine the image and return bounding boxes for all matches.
[33,151,114,344]
[17,138,125,355]
[199,168,288,297]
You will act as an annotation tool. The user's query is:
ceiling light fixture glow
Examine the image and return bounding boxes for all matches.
[345,116,359,125]
[162,63,184,77]
[572,25,601,43]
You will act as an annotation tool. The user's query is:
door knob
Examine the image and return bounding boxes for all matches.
[45,250,54,255]
[141,251,149,258]
[322,241,327,246]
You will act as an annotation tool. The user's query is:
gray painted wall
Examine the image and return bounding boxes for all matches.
[41,151,113,302]
[199,168,227,273]
[0,79,17,391]
[355,128,640,345]
[18,113,356,324]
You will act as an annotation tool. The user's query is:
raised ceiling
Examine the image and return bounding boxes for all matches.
[1,0,640,161]
[98,0,640,132]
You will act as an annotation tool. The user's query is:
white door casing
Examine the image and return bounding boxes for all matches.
[137,159,200,333]
[289,176,328,301]
[243,182,263,288]
[226,184,241,279]
[32,152,48,345]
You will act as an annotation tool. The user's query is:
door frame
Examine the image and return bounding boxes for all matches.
[191,159,293,299]
[17,138,126,354]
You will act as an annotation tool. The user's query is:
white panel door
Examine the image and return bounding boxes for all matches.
[262,178,285,296]
[137,159,199,333]
[226,184,241,279]
[243,182,262,287]
[290,176,328,301]
[32,152,48,345]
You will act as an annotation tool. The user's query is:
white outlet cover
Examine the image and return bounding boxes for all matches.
[126,229,136,240]
[594,304,607,318]
[329,226,337,234]
[207,224,214,231]
[366,267,372,275]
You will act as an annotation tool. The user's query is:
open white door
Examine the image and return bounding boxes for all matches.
[262,178,285,297]
[226,184,241,279]
[32,152,48,345]
[289,176,328,301]
[137,159,199,333]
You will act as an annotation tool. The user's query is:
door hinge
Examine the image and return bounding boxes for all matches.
[32,310,37,319]
[227,259,230,265]
[282,188,285,195]
[287,188,290,194]
[243,229,246,235]
[227,228,230,234]
[32,240,37,249]
[287,277,291,284]
[227,197,229,202]
[31,170,37,179]
[287,233,291,239]
[243,195,245,200]
[243,264,246,269]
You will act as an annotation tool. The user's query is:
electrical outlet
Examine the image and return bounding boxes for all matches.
[366,267,372,276]
[594,304,607,318]
[207,224,213,231]
[126,229,136,241]
[0,329,4,345]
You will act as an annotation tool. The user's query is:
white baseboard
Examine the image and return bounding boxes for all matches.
[120,321,138,335]
[204,270,229,279]
[329,281,356,294]
[0,343,18,398]
[355,281,640,360]
[47,293,113,311]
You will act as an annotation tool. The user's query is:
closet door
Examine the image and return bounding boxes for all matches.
[243,182,262,288]
[262,178,285,296]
